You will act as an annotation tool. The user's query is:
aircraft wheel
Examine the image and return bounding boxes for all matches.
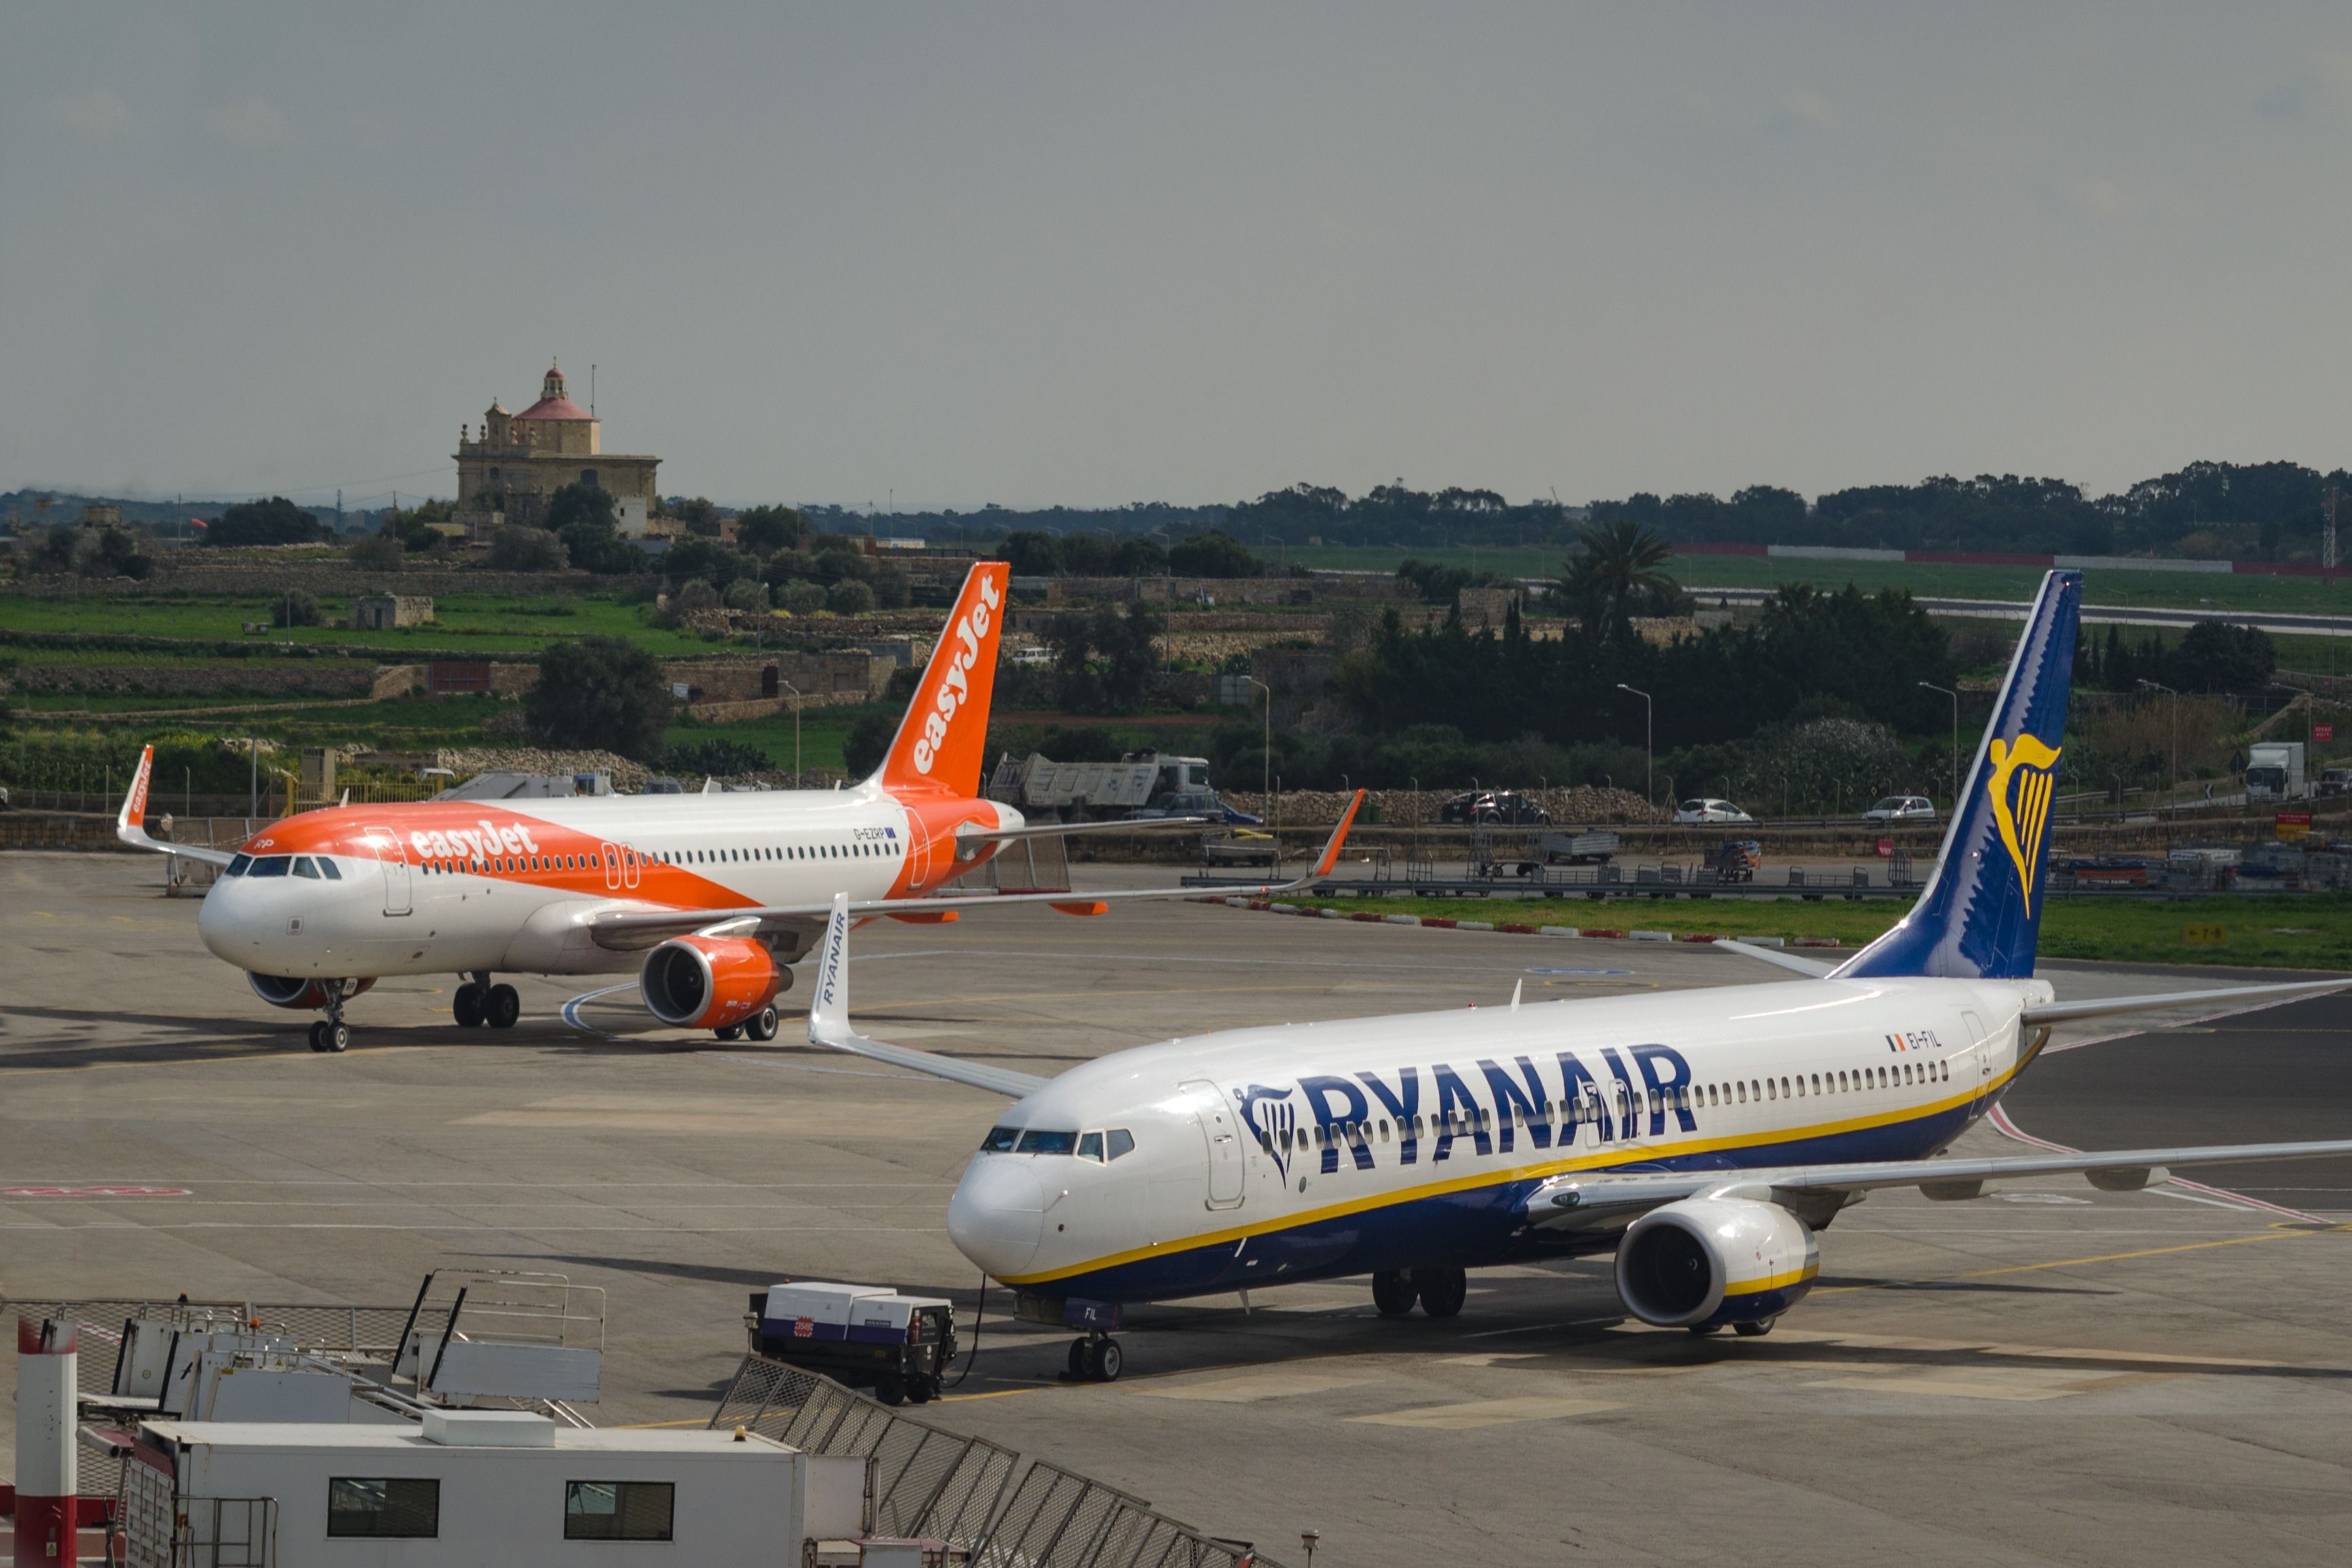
[1733,1317,1776,1338]
[1087,1338,1123,1382]
[1687,1323,1723,1337]
[1370,1270,1418,1316]
[322,1020,350,1053]
[744,1006,780,1042]
[453,984,486,1028]
[714,1024,743,1041]
[1413,1265,1467,1318]
[307,1020,330,1053]
[485,984,521,1029]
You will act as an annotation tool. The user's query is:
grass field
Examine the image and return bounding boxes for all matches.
[1280,890,2352,971]
[1279,544,2352,616]
[0,591,742,655]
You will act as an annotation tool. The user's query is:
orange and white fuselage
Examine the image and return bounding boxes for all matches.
[194,783,1017,980]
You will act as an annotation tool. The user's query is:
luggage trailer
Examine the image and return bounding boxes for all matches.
[746,1284,957,1405]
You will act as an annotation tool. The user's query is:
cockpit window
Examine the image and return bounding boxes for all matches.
[1106,1129,1136,1161]
[318,857,342,880]
[293,857,320,878]
[225,854,252,876]
[247,856,291,878]
[1076,1132,1104,1163]
[978,1127,1020,1153]
[1014,1130,1078,1156]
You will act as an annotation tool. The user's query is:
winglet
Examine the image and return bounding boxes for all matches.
[1304,789,1366,880]
[809,892,853,1045]
[117,744,155,839]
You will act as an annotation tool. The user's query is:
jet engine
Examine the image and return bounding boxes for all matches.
[1613,1196,1818,1330]
[639,935,787,1030]
[248,974,375,1011]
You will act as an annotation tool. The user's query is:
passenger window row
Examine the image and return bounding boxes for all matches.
[662,840,901,866]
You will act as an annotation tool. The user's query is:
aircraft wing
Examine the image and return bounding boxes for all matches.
[1522,1138,2352,1229]
[805,892,1049,1098]
[1715,940,1837,978]
[113,745,239,868]
[584,791,1364,950]
[956,816,1212,843]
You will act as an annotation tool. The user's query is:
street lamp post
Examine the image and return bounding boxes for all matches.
[1616,684,1653,809]
[1918,681,1960,812]
[2138,679,2178,819]
[1246,677,1272,817]
[779,679,803,787]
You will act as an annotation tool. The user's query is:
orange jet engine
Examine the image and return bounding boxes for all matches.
[639,935,786,1034]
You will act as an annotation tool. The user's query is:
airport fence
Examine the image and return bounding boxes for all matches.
[711,1354,1282,1568]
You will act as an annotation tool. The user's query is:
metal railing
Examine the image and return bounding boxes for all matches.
[713,1356,1017,1548]
[711,1355,1280,1568]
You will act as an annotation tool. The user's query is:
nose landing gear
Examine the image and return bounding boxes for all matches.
[1066,1333,1123,1383]
[307,981,356,1053]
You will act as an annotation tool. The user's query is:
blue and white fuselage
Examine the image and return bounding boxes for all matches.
[944,971,2047,1301]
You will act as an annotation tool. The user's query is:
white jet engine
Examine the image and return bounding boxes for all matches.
[1613,1196,1819,1331]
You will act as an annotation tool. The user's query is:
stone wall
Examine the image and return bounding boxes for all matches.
[10,567,660,598]
[9,661,382,698]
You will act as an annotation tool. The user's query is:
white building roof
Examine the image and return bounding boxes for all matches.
[141,1421,792,1457]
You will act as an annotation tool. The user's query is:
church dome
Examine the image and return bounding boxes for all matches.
[517,361,591,422]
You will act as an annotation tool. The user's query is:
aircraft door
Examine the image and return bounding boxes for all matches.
[1958,1010,1992,1099]
[366,824,411,916]
[905,815,935,888]
[1180,1080,1246,1210]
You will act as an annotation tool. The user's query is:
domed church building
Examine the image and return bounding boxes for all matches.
[455,362,661,536]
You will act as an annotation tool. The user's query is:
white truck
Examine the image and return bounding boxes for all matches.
[2245,741,2309,802]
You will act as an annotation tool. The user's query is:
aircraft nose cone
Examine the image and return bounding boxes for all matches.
[195,882,253,965]
[947,1158,1045,1277]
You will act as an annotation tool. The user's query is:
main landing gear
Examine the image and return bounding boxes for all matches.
[1371,1265,1467,1318]
[713,1006,781,1044]
[453,974,520,1031]
[1066,1332,1124,1383]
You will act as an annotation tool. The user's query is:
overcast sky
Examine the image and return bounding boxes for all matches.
[9,4,2352,513]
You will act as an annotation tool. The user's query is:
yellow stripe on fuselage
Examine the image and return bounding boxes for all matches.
[1000,1061,2021,1288]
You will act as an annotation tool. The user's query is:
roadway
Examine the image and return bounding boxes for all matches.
[1686,583,2352,639]
[3,853,2350,1564]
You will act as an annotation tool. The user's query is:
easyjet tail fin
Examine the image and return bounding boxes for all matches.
[1835,570,2080,982]
[874,562,1009,798]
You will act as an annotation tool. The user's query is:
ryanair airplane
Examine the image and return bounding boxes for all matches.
[806,571,2352,1383]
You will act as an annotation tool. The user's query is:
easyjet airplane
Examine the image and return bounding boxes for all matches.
[115,563,1361,1052]
[798,570,2352,1381]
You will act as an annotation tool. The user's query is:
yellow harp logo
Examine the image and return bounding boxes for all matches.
[1986,734,2061,914]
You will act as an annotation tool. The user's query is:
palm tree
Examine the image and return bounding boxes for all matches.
[1558,519,1677,641]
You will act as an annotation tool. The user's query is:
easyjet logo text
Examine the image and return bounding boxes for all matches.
[407,819,540,862]
[912,574,1001,776]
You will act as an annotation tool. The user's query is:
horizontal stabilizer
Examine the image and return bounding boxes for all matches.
[2020,977,2352,1026]
[1715,940,1835,978]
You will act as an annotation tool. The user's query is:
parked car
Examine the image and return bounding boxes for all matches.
[2321,766,2352,798]
[1440,789,1552,825]
[1862,795,1937,823]
[1672,798,1753,825]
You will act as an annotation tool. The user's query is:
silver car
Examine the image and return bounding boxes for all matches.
[1671,798,1753,825]
[1862,795,1937,823]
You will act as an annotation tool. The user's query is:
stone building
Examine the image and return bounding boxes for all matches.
[350,594,435,630]
[455,362,661,536]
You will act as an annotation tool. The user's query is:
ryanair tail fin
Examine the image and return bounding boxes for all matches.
[1835,570,2080,981]
[875,562,1009,799]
